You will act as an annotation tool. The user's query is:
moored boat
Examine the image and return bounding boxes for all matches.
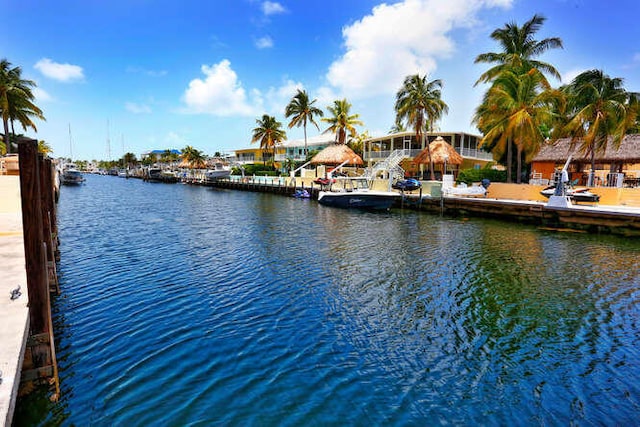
[317,176,400,210]
[540,185,600,203]
[204,162,231,182]
[61,167,85,185]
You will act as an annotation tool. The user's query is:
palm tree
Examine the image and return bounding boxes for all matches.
[474,14,562,182]
[38,140,52,156]
[395,74,448,180]
[558,69,635,186]
[474,14,563,85]
[0,59,44,153]
[181,145,206,169]
[474,69,563,183]
[251,114,287,166]
[321,99,363,145]
[285,89,324,158]
[389,119,407,134]
[122,152,137,169]
[347,130,370,158]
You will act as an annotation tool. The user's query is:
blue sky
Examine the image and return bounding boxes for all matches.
[2,0,639,161]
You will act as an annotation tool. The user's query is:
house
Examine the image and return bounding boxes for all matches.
[233,133,336,166]
[363,131,493,177]
[530,135,640,187]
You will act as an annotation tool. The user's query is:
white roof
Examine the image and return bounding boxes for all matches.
[279,133,336,148]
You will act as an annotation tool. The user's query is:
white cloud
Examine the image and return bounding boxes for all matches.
[34,58,84,82]
[262,1,286,16]
[182,59,256,116]
[255,36,274,49]
[325,0,512,99]
[263,79,304,115]
[125,102,152,114]
[33,87,53,102]
[165,132,187,146]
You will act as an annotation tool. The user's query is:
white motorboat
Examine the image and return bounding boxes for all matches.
[204,162,231,181]
[61,166,85,185]
[317,176,400,210]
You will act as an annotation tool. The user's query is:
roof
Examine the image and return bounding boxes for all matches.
[143,149,182,156]
[533,135,640,163]
[413,136,463,165]
[279,133,337,148]
[310,144,363,166]
[365,130,480,144]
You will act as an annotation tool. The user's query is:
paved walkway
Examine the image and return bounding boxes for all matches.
[0,176,29,426]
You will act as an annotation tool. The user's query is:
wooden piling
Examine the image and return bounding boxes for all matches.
[17,138,59,398]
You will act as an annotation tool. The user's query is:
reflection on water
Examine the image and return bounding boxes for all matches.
[14,175,640,425]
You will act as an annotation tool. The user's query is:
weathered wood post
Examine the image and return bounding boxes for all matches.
[17,138,59,397]
[39,155,59,295]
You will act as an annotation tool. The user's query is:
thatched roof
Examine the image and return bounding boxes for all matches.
[310,144,363,166]
[533,135,640,163]
[179,158,206,169]
[413,136,463,165]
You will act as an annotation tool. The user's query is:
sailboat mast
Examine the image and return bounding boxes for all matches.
[106,119,111,161]
[68,123,73,160]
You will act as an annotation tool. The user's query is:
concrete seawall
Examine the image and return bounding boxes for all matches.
[0,176,30,426]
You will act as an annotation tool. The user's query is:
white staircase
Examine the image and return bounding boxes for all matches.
[365,149,410,180]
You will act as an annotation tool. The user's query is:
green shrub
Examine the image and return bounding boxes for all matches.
[457,165,507,184]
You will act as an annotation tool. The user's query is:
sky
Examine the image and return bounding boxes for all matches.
[2,0,639,161]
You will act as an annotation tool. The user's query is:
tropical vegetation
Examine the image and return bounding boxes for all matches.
[556,69,638,185]
[0,58,45,154]
[180,145,206,169]
[251,114,287,166]
[285,89,323,158]
[394,74,448,180]
[473,14,563,183]
[321,99,363,145]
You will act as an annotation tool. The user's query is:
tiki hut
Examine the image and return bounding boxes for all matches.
[413,136,463,166]
[178,158,207,169]
[412,136,463,179]
[310,144,364,166]
[531,135,640,185]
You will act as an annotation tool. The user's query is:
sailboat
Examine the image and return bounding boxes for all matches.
[61,124,85,185]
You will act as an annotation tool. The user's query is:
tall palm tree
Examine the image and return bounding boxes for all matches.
[0,59,44,153]
[321,99,363,145]
[474,14,563,85]
[395,74,448,180]
[558,69,634,186]
[474,69,563,183]
[252,114,287,166]
[474,14,562,182]
[285,89,324,158]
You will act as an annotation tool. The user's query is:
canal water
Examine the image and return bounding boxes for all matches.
[15,174,640,425]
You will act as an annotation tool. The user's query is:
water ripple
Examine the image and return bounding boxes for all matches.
[15,175,640,426]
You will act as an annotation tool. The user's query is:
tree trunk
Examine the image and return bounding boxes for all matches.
[303,125,308,158]
[516,143,523,184]
[506,137,512,183]
[589,145,596,186]
[3,118,10,154]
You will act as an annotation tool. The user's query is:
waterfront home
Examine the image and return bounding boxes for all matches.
[363,131,493,179]
[530,135,640,187]
[233,133,336,166]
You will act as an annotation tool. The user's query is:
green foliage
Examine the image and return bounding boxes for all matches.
[456,165,507,184]
[242,163,277,175]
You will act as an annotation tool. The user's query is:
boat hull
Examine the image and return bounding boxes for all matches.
[318,191,400,210]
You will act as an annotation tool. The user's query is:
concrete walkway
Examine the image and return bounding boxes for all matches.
[0,176,29,426]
